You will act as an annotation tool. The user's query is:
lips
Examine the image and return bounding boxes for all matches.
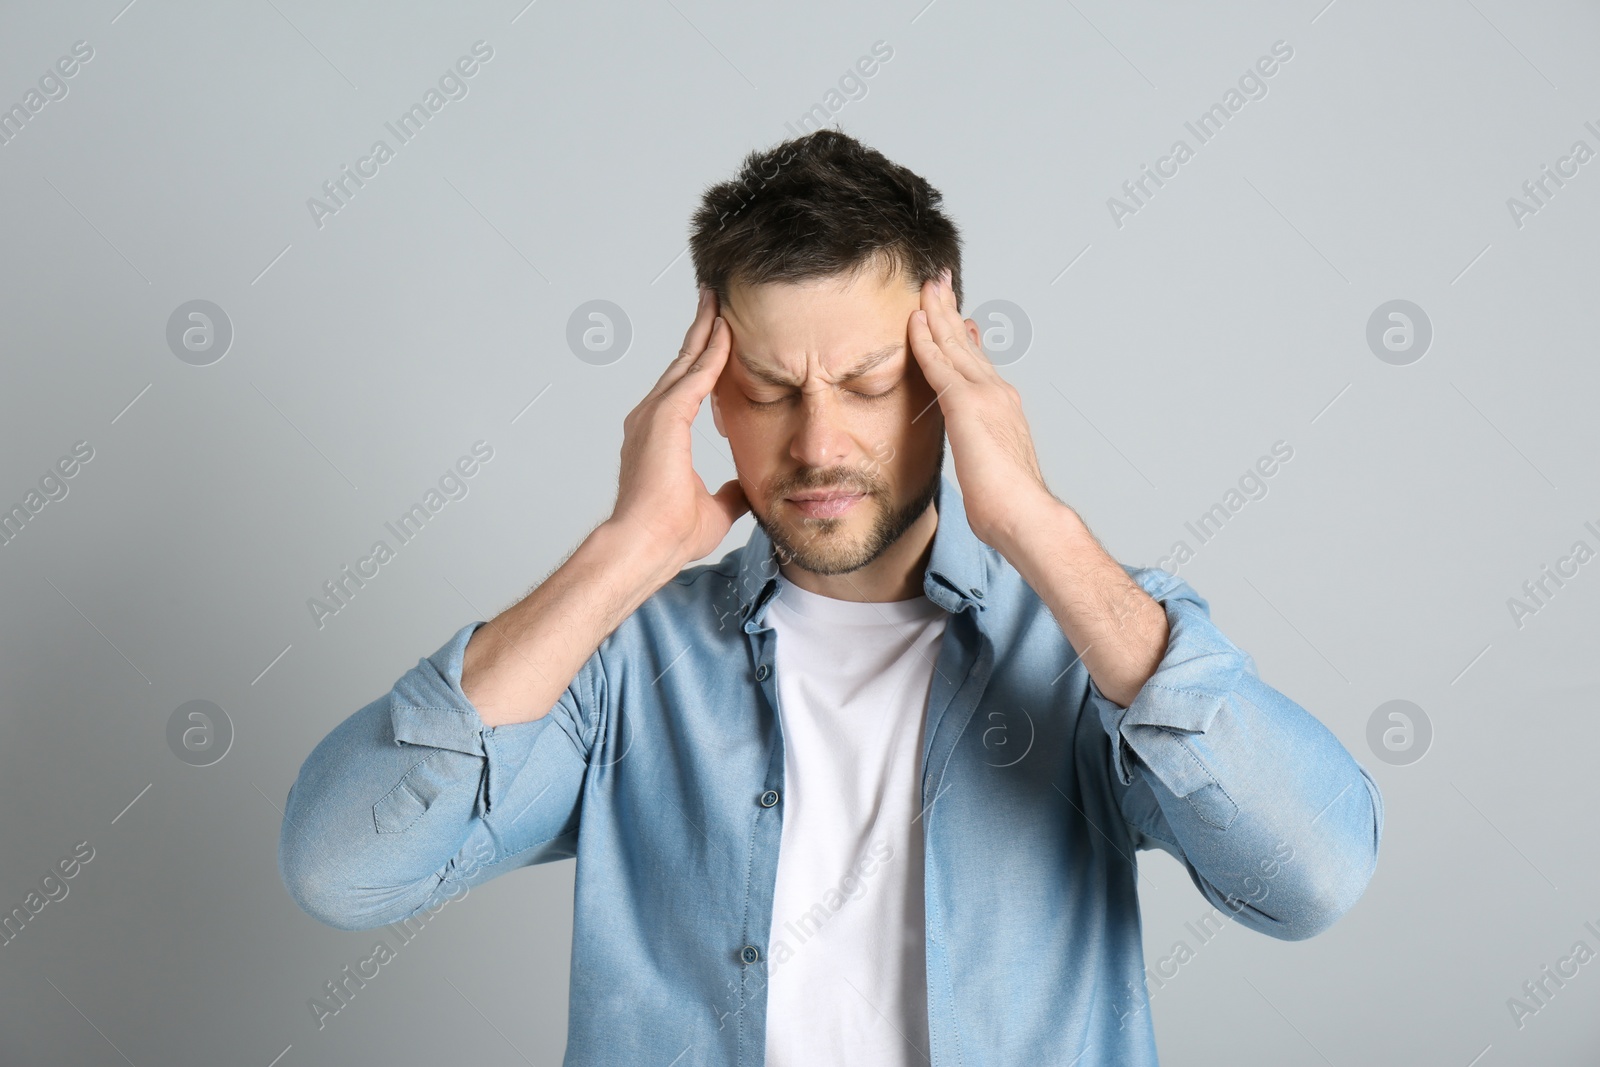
[785,489,867,519]
[786,490,863,503]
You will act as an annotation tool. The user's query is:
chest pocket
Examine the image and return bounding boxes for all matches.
[374,751,458,833]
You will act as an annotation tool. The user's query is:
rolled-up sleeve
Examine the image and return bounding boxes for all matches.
[1085,566,1384,942]
[278,620,603,931]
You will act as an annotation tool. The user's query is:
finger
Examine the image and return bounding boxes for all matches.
[937,269,1002,378]
[939,267,959,313]
[680,285,718,361]
[907,305,961,397]
[664,315,732,412]
[921,273,994,383]
[916,277,970,377]
[648,287,719,399]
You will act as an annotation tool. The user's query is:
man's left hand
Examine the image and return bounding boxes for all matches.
[907,266,1057,552]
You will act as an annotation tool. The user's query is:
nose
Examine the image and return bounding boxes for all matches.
[789,387,848,471]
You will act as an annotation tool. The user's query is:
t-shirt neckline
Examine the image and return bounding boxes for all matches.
[774,577,947,625]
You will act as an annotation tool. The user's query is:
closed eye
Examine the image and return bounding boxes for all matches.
[748,386,896,409]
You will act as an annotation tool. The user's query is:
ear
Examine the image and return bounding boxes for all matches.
[709,381,727,438]
[964,318,982,350]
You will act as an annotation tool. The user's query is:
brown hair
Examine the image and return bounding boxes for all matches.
[688,129,965,312]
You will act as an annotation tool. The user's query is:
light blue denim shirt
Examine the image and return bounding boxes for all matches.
[279,474,1383,1066]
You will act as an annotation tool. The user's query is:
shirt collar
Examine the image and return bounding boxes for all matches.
[733,473,988,631]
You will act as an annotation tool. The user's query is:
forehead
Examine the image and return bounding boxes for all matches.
[724,264,920,379]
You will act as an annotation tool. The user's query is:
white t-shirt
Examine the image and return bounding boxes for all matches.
[762,578,949,1066]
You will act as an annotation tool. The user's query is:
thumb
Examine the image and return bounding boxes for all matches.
[710,477,751,528]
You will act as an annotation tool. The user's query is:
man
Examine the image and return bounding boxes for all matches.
[279,129,1383,1066]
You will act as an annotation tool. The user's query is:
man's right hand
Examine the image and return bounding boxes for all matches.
[461,287,748,726]
[607,286,750,568]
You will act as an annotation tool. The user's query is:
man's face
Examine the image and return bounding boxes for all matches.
[709,263,949,577]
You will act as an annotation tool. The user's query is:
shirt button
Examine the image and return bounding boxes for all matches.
[755,664,769,681]
[969,586,984,599]
[740,945,761,964]
[759,789,780,808]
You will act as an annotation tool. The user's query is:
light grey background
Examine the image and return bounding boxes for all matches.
[1,0,1596,1064]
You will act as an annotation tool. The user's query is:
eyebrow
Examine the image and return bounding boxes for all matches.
[736,341,903,388]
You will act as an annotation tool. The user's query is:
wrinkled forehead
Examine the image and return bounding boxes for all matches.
[722,266,921,382]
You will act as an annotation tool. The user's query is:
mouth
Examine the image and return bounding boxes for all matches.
[784,489,868,520]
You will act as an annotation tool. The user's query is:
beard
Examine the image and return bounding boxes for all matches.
[756,437,945,577]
